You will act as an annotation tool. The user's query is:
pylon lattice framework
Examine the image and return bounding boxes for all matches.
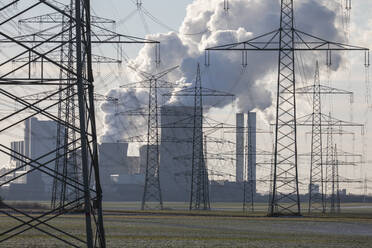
[16,3,158,211]
[190,64,209,210]
[0,1,105,246]
[121,66,180,210]
[206,0,369,216]
[287,111,363,213]
[0,1,158,247]
[295,61,353,214]
[330,144,341,214]
[162,64,234,210]
[14,2,124,210]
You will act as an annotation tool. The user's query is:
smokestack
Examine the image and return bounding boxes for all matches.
[236,113,244,182]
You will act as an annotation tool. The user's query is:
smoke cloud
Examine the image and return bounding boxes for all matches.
[101,0,345,142]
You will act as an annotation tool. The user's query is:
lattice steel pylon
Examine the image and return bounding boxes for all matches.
[0,0,105,246]
[144,71,162,210]
[330,144,341,214]
[317,111,364,213]
[120,66,179,210]
[308,61,324,214]
[12,1,158,212]
[190,64,209,210]
[206,0,369,216]
[295,110,363,213]
[0,1,158,246]
[325,129,334,213]
[295,61,353,214]
[162,64,234,210]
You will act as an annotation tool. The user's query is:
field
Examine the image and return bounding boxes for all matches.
[0,202,372,247]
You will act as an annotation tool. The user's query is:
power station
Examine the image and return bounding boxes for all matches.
[0,0,370,247]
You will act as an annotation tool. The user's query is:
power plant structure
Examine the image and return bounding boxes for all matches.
[160,106,194,202]
[0,0,370,247]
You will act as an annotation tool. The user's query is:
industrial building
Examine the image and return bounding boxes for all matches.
[25,117,57,194]
[159,105,195,201]
[10,141,26,184]
[10,141,25,169]
[99,142,129,188]
[5,112,260,202]
[7,118,56,199]
[4,111,260,203]
[6,118,145,200]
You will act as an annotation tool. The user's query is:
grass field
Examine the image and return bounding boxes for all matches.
[0,202,372,247]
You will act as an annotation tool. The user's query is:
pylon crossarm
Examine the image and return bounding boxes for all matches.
[163,87,235,97]
[17,89,117,102]
[300,151,362,158]
[122,78,183,89]
[5,12,158,44]
[206,29,281,51]
[0,32,159,44]
[19,12,115,25]
[206,29,369,52]
[320,113,364,128]
[296,85,353,95]
[127,65,178,80]
[0,30,78,78]
[90,23,159,44]
[12,53,122,64]
[293,29,369,51]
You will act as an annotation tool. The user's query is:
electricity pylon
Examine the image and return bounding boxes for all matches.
[15,2,158,211]
[121,65,179,210]
[295,61,353,214]
[190,64,208,210]
[17,8,122,210]
[0,1,158,246]
[163,63,234,210]
[206,0,369,216]
[298,113,363,209]
[0,1,105,246]
[323,143,359,214]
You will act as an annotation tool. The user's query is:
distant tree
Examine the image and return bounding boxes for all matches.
[0,195,4,208]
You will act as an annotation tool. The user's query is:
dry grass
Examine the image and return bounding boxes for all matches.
[0,202,371,247]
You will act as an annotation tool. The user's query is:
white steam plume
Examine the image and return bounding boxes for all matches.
[101,0,345,143]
